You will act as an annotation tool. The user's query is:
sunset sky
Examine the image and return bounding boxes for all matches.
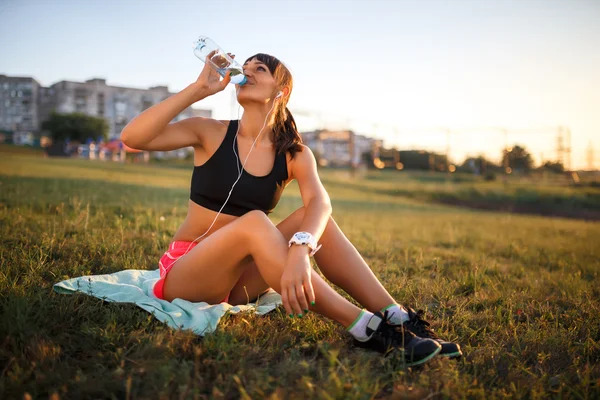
[1,0,598,168]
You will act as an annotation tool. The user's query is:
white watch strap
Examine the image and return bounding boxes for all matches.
[289,232,322,257]
[309,243,322,257]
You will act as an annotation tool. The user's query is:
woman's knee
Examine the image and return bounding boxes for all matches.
[276,207,335,240]
[238,210,277,240]
[240,210,272,228]
[291,206,306,219]
[293,206,334,222]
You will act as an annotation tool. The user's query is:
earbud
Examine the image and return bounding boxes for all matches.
[275,91,283,99]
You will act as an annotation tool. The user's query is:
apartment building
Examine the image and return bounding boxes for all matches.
[0,75,41,132]
[301,129,381,167]
[0,74,211,140]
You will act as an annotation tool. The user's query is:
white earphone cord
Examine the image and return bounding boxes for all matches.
[172,89,279,265]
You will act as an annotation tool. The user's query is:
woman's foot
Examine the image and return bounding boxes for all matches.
[401,307,463,359]
[352,312,441,366]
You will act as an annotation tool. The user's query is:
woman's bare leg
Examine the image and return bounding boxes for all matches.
[162,210,361,326]
[229,207,395,313]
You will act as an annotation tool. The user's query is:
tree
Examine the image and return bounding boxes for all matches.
[539,161,564,174]
[398,150,448,171]
[502,145,534,172]
[42,112,109,143]
[461,155,498,175]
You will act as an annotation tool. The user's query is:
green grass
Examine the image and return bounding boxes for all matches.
[324,169,600,221]
[1,151,599,399]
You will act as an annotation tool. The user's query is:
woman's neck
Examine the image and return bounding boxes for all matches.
[238,103,277,144]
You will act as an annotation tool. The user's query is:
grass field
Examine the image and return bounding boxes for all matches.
[1,148,599,399]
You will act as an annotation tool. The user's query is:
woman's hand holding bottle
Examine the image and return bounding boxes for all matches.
[191,51,233,101]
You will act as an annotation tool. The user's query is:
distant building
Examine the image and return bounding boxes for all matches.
[42,78,212,139]
[0,75,41,133]
[301,129,381,167]
[0,74,212,141]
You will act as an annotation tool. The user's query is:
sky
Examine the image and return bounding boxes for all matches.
[1,0,598,169]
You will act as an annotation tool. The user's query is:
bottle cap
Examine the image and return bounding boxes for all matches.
[236,75,248,86]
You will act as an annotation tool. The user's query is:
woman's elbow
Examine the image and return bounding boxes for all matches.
[120,128,140,149]
[120,128,132,146]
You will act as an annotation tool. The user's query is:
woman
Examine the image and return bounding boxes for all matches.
[121,53,461,366]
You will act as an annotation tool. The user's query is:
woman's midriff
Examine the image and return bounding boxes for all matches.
[171,200,239,242]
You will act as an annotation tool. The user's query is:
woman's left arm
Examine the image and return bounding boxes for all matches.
[280,145,332,317]
[292,145,332,241]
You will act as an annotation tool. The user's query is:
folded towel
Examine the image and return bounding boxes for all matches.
[53,269,282,336]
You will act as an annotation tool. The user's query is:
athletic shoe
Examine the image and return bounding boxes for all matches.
[353,311,441,366]
[402,306,462,359]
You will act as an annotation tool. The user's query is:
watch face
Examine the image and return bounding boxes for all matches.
[296,232,310,241]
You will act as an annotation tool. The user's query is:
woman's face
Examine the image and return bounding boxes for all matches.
[236,58,279,105]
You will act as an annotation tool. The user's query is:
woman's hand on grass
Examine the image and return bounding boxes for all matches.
[280,247,315,317]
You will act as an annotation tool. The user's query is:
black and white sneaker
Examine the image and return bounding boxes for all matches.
[402,307,463,359]
[353,311,441,366]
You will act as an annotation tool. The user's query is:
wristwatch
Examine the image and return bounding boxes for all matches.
[288,231,322,256]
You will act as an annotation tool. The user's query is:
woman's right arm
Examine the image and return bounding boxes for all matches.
[120,58,231,151]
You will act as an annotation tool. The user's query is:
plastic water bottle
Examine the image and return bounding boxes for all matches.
[193,36,247,85]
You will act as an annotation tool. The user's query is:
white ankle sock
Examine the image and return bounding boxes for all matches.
[346,310,375,342]
[381,303,410,324]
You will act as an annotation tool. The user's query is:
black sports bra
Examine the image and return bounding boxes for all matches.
[190,120,288,216]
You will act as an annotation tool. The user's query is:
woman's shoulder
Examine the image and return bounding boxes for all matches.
[196,117,231,132]
[288,144,317,176]
[187,118,232,143]
[187,119,234,159]
[291,144,315,162]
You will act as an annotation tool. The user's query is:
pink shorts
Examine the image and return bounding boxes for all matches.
[153,240,231,304]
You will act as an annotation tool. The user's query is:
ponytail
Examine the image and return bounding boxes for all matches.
[273,106,303,158]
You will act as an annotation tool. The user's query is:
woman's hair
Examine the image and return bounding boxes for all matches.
[245,53,303,158]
